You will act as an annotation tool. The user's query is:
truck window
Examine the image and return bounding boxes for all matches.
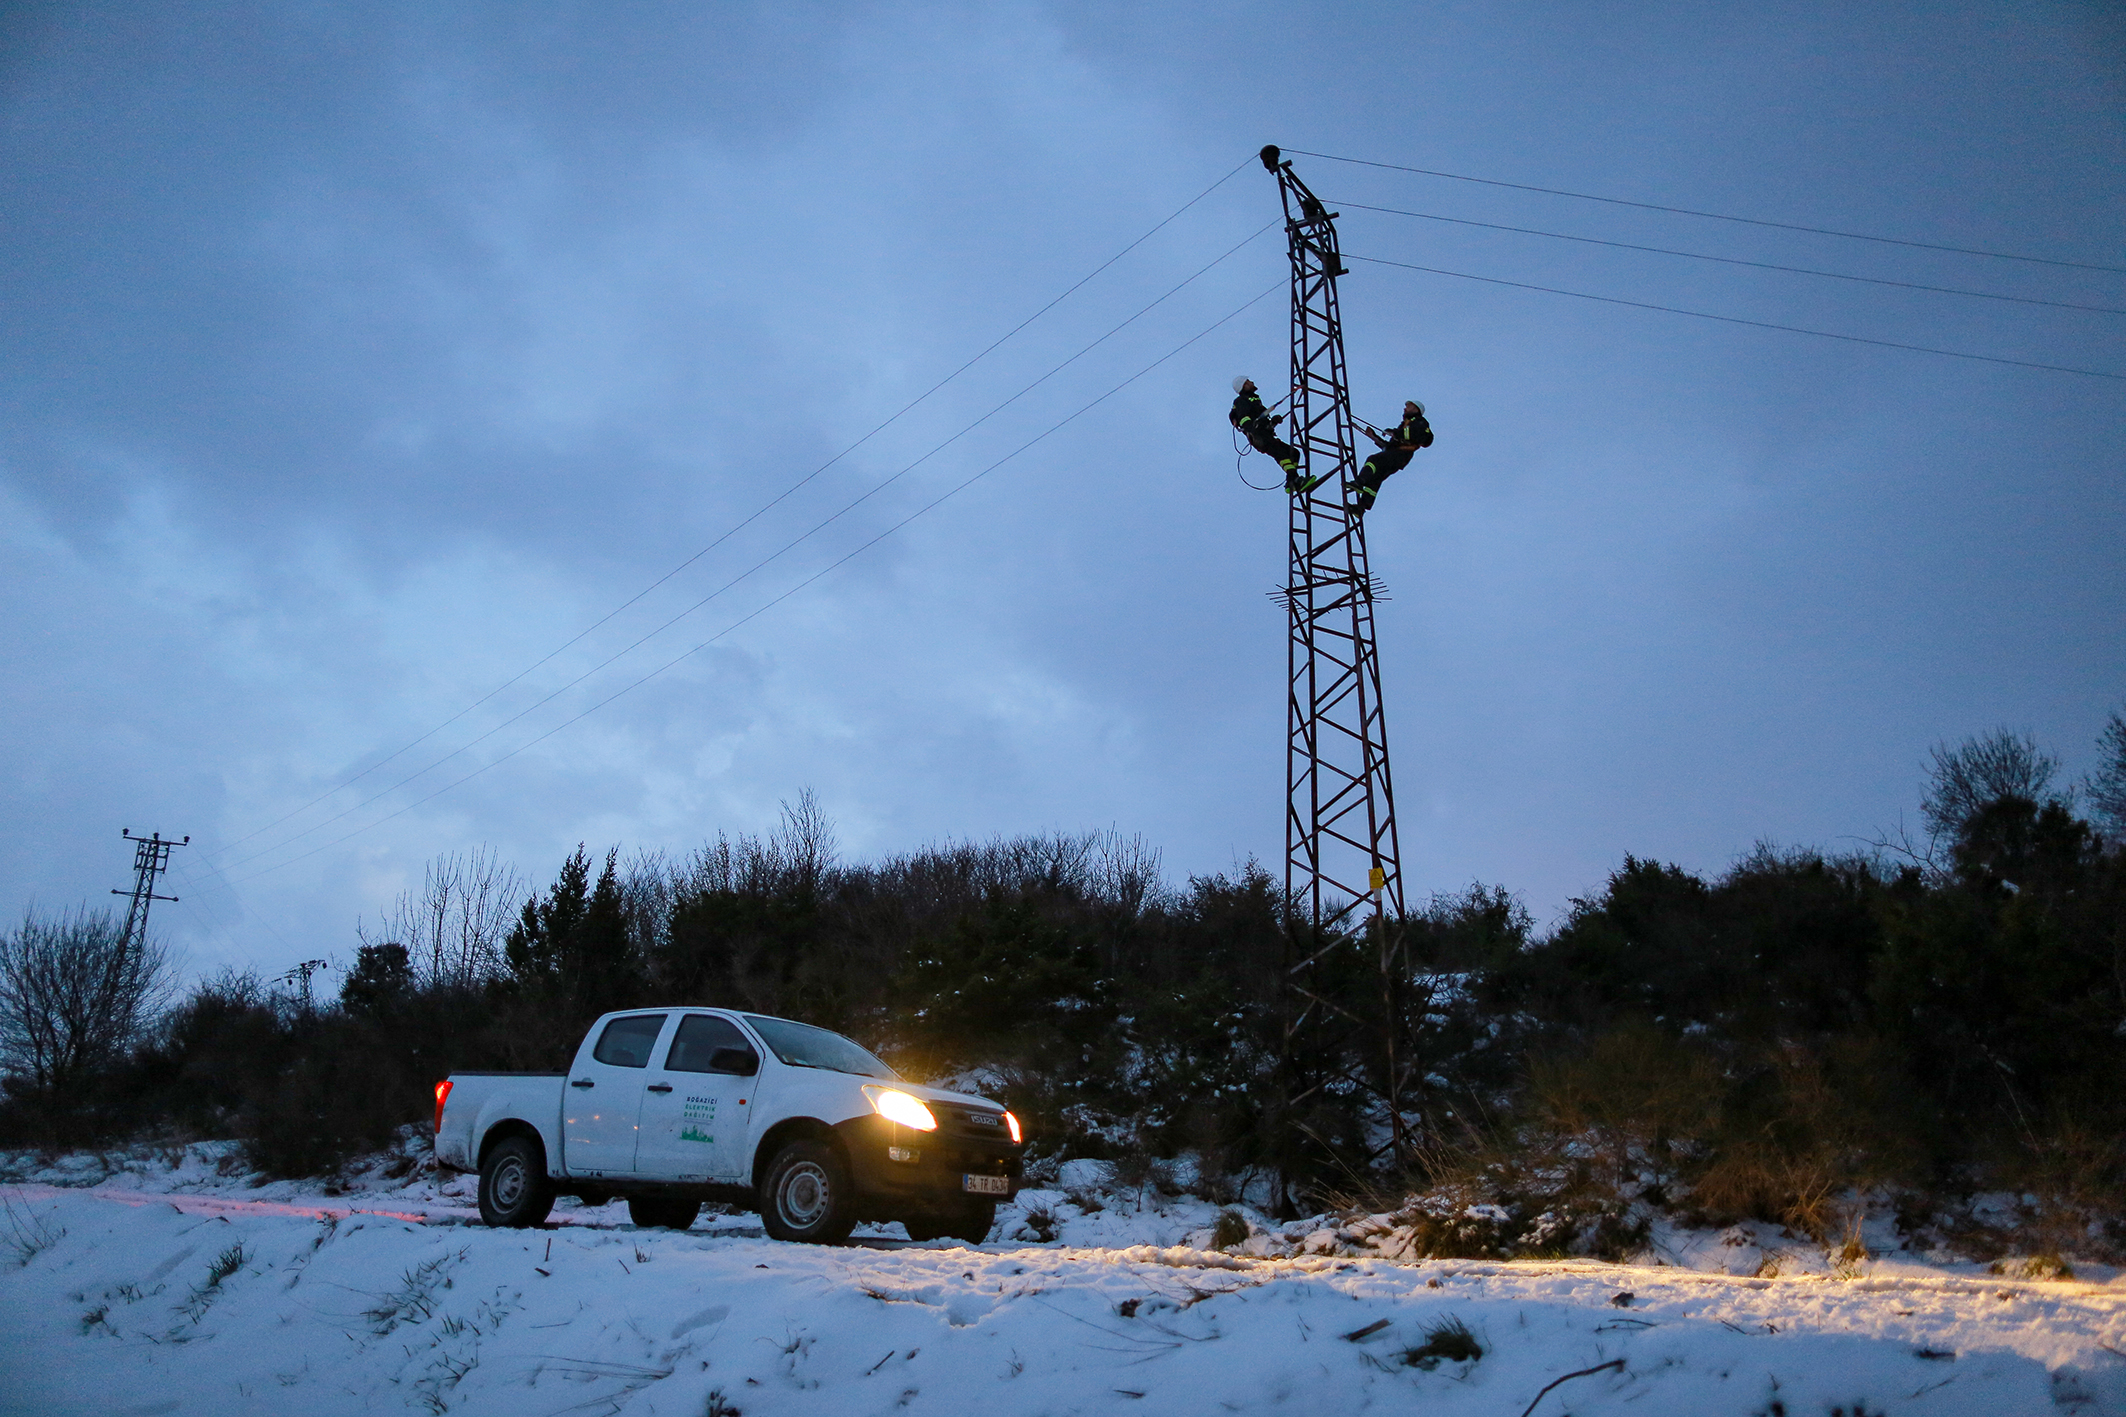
[591,1013,666,1068]
[742,1014,899,1080]
[665,1015,756,1073]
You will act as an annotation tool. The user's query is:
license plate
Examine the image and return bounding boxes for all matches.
[962,1173,1009,1196]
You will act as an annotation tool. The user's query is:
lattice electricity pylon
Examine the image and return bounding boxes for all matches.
[111,828,187,952]
[1262,145,1405,935]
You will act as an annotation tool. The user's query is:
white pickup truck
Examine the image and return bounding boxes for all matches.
[433,1007,1024,1244]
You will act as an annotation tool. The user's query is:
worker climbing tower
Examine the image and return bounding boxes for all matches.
[1264,145,1406,933]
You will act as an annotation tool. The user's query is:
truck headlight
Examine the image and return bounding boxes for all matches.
[862,1086,938,1131]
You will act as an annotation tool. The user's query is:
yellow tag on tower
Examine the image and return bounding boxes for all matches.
[1368,867,1387,891]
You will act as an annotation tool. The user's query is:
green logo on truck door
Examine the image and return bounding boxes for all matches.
[680,1095,717,1143]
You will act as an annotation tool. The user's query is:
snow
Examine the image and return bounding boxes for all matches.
[3,1144,2125,1415]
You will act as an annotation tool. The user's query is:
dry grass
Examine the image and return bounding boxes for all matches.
[1398,1314,1483,1369]
[1526,1023,1721,1196]
[0,1191,64,1267]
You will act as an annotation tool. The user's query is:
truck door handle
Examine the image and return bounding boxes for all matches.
[570,1078,594,1089]
[646,1083,673,1093]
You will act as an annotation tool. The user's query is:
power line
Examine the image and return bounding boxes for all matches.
[165,869,269,975]
[205,153,1259,865]
[1332,199,2126,315]
[1288,148,2126,276]
[171,851,302,960]
[1343,251,2126,381]
[220,225,1278,877]
[229,282,1285,885]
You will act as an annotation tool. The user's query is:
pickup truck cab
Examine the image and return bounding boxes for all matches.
[434,1007,1023,1244]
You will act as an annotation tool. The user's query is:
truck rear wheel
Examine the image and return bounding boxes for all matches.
[760,1139,856,1244]
[478,1135,555,1228]
[627,1196,701,1230]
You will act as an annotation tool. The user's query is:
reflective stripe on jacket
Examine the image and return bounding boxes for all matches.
[1230,390,1271,431]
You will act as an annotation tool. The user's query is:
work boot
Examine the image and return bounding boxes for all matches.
[1282,460,1303,494]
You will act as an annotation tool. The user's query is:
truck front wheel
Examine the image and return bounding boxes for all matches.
[760,1139,856,1244]
[478,1136,556,1228]
[904,1201,996,1245]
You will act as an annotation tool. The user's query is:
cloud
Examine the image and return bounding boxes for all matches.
[3,0,2120,972]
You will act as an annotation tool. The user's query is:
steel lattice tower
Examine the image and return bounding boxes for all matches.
[1264,146,1405,934]
[111,828,186,951]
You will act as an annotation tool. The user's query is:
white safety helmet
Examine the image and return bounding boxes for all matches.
[1233,375,1253,394]
[1406,399,1426,415]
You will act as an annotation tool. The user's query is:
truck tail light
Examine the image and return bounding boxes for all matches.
[433,1079,453,1135]
[1003,1110,1022,1144]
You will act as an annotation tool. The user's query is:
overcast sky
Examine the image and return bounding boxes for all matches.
[4,0,2121,979]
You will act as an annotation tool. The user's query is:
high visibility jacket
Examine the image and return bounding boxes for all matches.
[1386,410,1433,448]
[1230,389,1274,432]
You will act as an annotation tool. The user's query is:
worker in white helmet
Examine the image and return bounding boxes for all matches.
[1352,400,1433,518]
[1229,377,1317,494]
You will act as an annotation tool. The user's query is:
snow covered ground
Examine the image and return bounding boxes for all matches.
[3,1143,2124,1414]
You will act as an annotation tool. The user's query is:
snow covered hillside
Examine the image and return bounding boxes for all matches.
[3,1149,2123,1415]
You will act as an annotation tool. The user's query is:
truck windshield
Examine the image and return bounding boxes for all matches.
[742,1016,899,1080]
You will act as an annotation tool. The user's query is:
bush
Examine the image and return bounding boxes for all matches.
[23,725,2126,1244]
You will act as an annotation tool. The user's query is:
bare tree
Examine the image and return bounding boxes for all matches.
[620,847,676,963]
[1092,830,1166,919]
[1920,728,2062,843]
[0,905,172,1100]
[2085,709,2126,840]
[359,847,522,990]
[674,790,842,901]
[773,788,839,894]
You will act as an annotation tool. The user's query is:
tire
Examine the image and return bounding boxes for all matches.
[627,1196,702,1230]
[903,1202,995,1245]
[478,1135,556,1228]
[759,1138,856,1245]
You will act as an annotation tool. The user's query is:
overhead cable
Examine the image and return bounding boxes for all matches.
[176,853,301,955]
[229,282,1285,885]
[205,153,1259,865]
[1288,149,2126,275]
[1333,200,2126,315]
[1343,252,2125,381]
[219,225,1278,877]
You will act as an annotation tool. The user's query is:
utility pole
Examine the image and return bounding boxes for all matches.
[280,959,331,1014]
[1262,145,1414,1175]
[111,828,188,952]
[1265,145,1406,932]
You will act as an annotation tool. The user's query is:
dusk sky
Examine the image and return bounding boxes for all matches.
[4,1,2121,980]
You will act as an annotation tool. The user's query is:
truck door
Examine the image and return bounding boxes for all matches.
[632,1013,759,1183]
[563,1012,672,1177]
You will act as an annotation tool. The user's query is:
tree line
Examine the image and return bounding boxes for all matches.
[4,718,2122,1257]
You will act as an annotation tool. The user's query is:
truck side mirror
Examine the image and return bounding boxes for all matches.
[708,1047,759,1077]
